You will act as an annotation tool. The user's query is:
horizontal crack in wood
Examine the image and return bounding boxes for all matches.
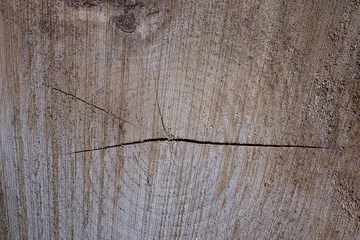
[67,137,335,154]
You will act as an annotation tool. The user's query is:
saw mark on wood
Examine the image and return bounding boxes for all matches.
[67,137,335,154]
[50,87,135,126]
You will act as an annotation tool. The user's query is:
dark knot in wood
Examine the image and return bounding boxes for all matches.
[113,12,136,33]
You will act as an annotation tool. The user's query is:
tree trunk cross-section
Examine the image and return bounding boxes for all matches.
[0,0,359,239]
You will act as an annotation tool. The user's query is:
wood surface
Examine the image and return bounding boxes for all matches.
[0,0,359,239]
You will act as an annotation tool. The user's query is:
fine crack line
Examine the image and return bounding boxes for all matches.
[155,89,169,137]
[67,137,335,155]
[51,87,135,126]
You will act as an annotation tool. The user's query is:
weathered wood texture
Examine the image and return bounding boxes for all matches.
[0,0,359,239]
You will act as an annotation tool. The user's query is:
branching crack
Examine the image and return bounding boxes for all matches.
[67,137,334,154]
[51,87,134,126]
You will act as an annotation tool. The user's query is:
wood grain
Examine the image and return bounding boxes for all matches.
[0,0,359,239]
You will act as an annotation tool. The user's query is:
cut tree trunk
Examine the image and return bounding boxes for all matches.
[0,0,359,239]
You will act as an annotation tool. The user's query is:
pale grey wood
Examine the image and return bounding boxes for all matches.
[0,0,359,239]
